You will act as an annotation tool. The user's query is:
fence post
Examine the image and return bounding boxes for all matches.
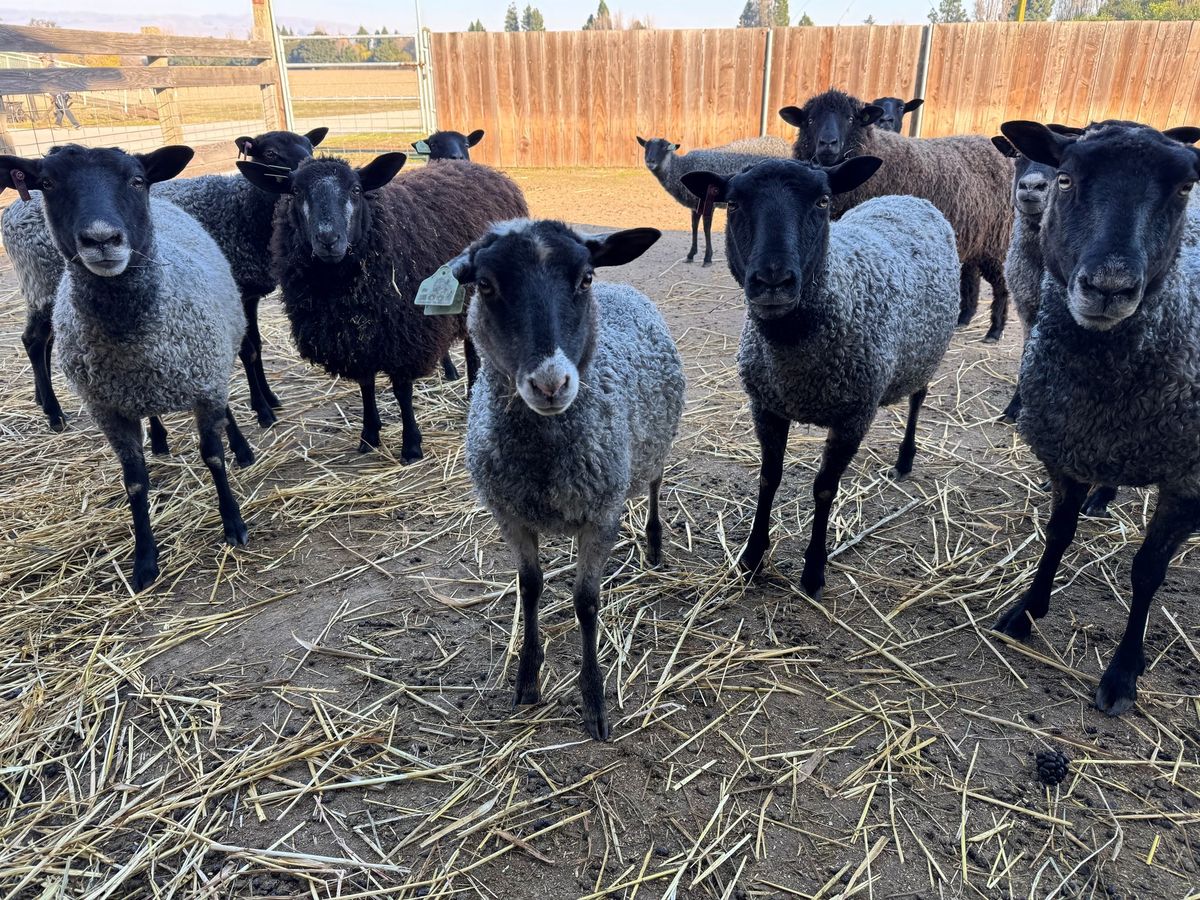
[147,55,184,145]
[759,28,774,138]
[252,0,289,130]
[910,25,933,138]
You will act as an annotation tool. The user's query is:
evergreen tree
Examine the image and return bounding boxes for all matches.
[504,2,520,31]
[468,18,486,31]
[798,12,814,23]
[928,0,970,20]
[521,5,545,30]
[864,13,877,22]
[738,0,762,26]
[773,0,790,24]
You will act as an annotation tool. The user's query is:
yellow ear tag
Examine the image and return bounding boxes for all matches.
[414,264,466,316]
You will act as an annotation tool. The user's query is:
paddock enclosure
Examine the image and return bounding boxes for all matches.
[3,12,1200,900]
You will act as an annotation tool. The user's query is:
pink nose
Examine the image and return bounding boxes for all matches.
[529,373,567,399]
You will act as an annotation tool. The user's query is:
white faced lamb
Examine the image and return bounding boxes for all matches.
[781,90,1014,342]
[0,145,253,591]
[413,129,485,161]
[683,158,959,598]
[451,220,685,740]
[238,153,528,460]
[636,136,777,267]
[993,120,1200,716]
[869,96,923,134]
[1,127,326,437]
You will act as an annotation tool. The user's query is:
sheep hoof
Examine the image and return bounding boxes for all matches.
[993,604,1033,640]
[401,446,424,465]
[982,332,1002,344]
[1095,665,1140,716]
[358,437,379,454]
[956,310,975,327]
[702,259,713,268]
[684,255,696,264]
[738,547,767,580]
[1082,486,1116,518]
[234,448,256,468]
[132,555,160,592]
[266,391,283,410]
[582,705,610,741]
[48,414,67,433]
[224,517,249,547]
[256,407,278,428]
[888,465,910,482]
[513,683,540,707]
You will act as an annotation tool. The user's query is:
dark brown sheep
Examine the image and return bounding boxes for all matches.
[782,90,1015,342]
[239,155,528,460]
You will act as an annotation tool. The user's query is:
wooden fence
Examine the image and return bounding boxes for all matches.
[0,22,283,177]
[432,20,1200,169]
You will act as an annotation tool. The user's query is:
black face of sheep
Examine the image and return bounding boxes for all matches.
[416,129,485,161]
[636,136,679,174]
[780,91,883,166]
[992,135,1055,219]
[0,144,193,277]
[452,220,661,415]
[870,96,923,133]
[235,126,328,169]
[1002,120,1200,331]
[680,157,882,320]
[239,153,407,264]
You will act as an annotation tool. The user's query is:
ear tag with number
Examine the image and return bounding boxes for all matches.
[414,264,466,315]
[413,140,431,156]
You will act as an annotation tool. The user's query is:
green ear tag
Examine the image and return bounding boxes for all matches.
[413,140,431,156]
[415,264,466,315]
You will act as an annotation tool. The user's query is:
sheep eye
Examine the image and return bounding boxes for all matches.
[1057,174,1073,191]
[578,271,593,291]
[725,200,738,212]
[265,149,278,159]
[816,195,830,209]
[352,185,362,195]
[39,177,55,192]
[1182,182,1195,197]
[130,176,146,189]
[476,279,496,297]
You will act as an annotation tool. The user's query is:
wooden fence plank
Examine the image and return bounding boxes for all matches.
[0,24,271,59]
[0,65,276,95]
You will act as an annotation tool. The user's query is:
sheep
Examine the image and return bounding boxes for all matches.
[781,90,1014,342]
[717,135,793,157]
[412,128,485,161]
[636,136,779,266]
[870,96,923,134]
[993,119,1200,716]
[2,127,326,436]
[450,219,685,740]
[682,157,959,599]
[237,154,528,460]
[0,144,253,590]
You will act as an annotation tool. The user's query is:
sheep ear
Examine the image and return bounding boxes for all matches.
[636,135,647,147]
[991,136,1019,159]
[1001,121,1073,167]
[467,129,485,147]
[1047,123,1084,136]
[234,136,254,156]
[411,140,430,155]
[136,145,194,184]
[1164,126,1200,146]
[357,152,406,192]
[903,98,924,113]
[448,248,475,283]
[779,106,804,128]
[236,160,294,194]
[304,127,329,148]
[858,105,884,127]
[826,155,881,194]
[0,155,41,194]
[585,227,661,268]
[670,143,680,151]
[681,170,728,204]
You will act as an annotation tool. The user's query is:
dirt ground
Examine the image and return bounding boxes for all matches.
[3,169,1200,899]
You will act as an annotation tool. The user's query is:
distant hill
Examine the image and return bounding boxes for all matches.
[1,9,364,38]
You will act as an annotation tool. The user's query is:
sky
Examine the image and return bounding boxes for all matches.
[25,0,938,34]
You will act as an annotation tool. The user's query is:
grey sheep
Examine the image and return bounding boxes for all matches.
[0,144,254,591]
[1,128,326,437]
[994,119,1200,717]
[636,135,782,266]
[452,220,685,740]
[683,158,959,599]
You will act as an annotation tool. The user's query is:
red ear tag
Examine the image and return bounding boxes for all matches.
[11,169,31,202]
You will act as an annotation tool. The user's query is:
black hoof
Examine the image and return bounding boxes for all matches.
[132,556,160,592]
[738,544,768,581]
[994,604,1033,640]
[1095,664,1140,716]
[702,259,713,268]
[266,391,283,410]
[255,407,278,428]
[582,704,610,741]
[888,465,911,482]
[224,517,249,547]
[233,447,256,468]
[982,330,1003,344]
[957,311,974,327]
[401,445,424,465]
[48,414,67,433]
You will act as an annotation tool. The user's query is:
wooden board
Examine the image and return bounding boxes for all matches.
[0,65,279,95]
[0,24,271,60]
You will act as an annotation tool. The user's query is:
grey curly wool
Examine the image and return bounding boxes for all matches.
[738,195,959,436]
[53,197,245,421]
[466,281,685,536]
[716,135,792,157]
[641,142,775,208]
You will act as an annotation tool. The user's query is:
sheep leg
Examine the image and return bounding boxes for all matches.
[646,475,663,567]
[195,402,249,547]
[224,407,256,468]
[957,262,981,327]
[801,427,864,600]
[238,309,278,428]
[891,388,928,480]
[994,473,1089,639]
[465,338,480,394]
[1096,490,1200,716]
[1082,485,1118,518]
[148,416,171,456]
[441,352,461,381]
[391,378,424,464]
[574,519,619,741]
[685,203,701,263]
[740,406,791,578]
[97,411,158,591]
[701,186,717,267]
[980,257,1009,343]
[358,378,382,453]
[502,522,544,707]
[23,309,66,431]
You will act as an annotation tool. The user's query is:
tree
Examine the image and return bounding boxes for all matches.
[468,19,487,30]
[584,0,613,28]
[864,13,877,22]
[521,5,545,30]
[1085,0,1200,17]
[738,1,762,25]
[773,0,790,24]
[928,0,970,20]
[505,2,520,31]
[29,17,58,27]
[798,12,815,23]
[1019,0,1055,18]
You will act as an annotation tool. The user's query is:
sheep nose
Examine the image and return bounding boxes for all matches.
[1077,268,1142,303]
[528,371,568,399]
[315,228,338,247]
[748,266,798,294]
[78,223,125,249]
